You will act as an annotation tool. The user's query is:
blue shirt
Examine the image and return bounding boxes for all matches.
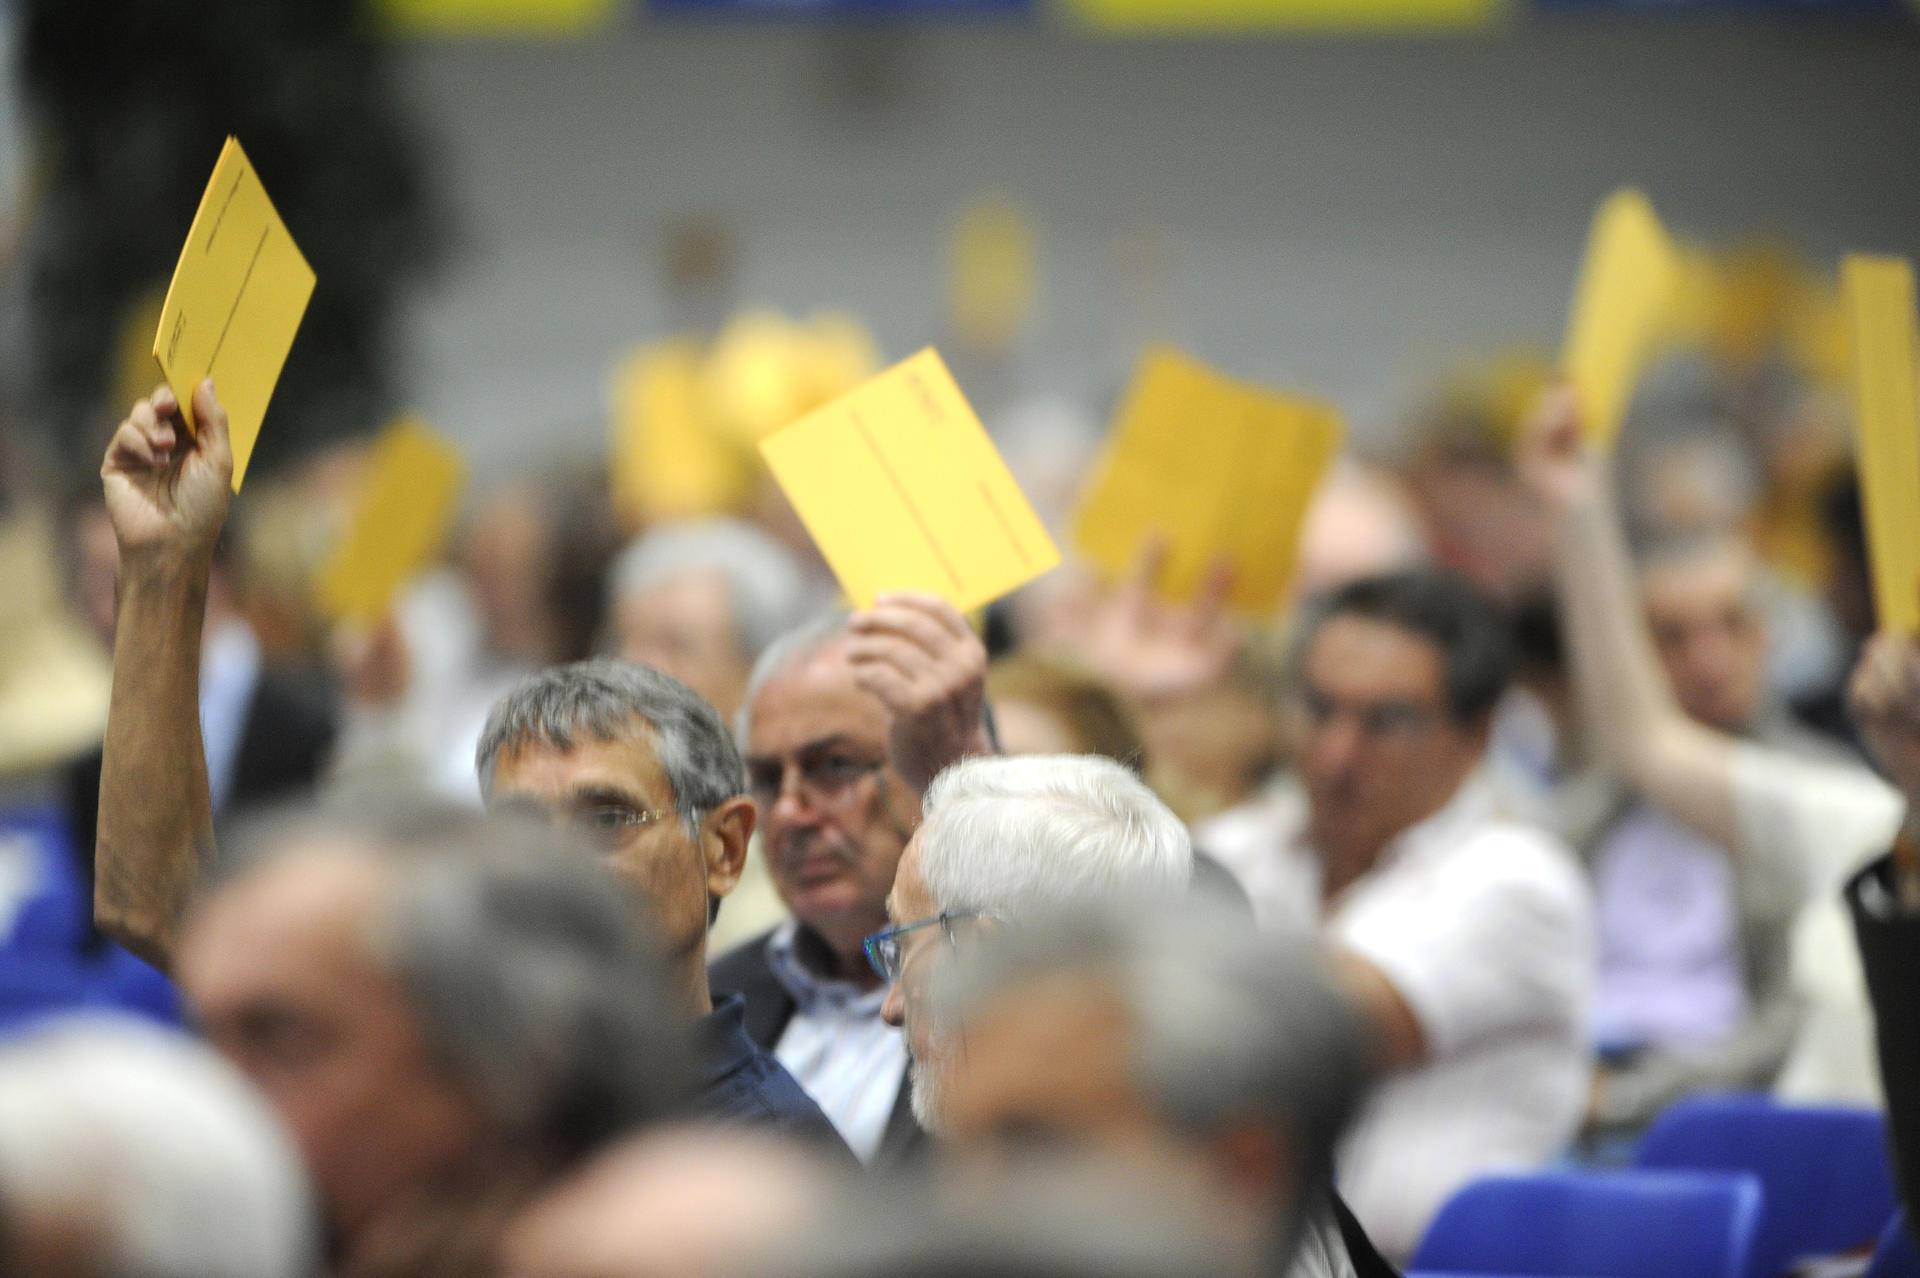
[695,994,857,1166]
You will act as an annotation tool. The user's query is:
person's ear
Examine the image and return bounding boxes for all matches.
[701,795,755,900]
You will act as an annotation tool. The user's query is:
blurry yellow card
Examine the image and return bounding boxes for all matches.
[1561,188,1678,449]
[153,137,315,491]
[610,339,752,523]
[1843,255,1920,634]
[1072,347,1343,614]
[758,348,1059,611]
[315,418,465,626]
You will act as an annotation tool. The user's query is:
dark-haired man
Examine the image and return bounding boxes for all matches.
[1214,570,1593,1261]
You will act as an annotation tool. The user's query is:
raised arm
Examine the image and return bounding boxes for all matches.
[844,592,992,795]
[1516,387,1743,849]
[94,380,233,969]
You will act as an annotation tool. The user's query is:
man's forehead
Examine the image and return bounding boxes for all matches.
[1305,614,1445,698]
[748,643,887,746]
[491,724,670,799]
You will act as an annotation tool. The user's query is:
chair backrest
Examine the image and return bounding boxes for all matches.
[1635,1092,1897,1278]
[1409,1168,1764,1278]
[1867,1214,1920,1278]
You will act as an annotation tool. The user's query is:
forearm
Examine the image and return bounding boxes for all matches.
[95,556,216,969]
[1548,491,1742,849]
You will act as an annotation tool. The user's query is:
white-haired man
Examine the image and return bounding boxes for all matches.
[872,753,1394,1278]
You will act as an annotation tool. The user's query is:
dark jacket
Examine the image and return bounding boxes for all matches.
[1848,852,1920,1227]
[709,926,926,1169]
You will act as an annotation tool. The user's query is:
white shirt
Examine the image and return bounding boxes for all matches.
[1726,744,1905,1104]
[198,616,261,813]
[1224,772,1594,1261]
[766,921,909,1164]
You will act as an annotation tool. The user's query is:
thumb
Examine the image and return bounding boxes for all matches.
[192,378,236,482]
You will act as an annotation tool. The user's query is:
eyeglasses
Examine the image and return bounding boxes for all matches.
[1298,686,1441,741]
[863,909,988,982]
[744,747,887,811]
[571,802,671,850]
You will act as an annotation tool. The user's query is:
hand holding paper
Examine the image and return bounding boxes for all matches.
[1071,346,1343,614]
[758,347,1059,612]
[153,137,315,491]
[1843,254,1920,635]
[100,380,233,568]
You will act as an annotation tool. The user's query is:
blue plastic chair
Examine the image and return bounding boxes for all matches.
[1867,1214,1920,1278]
[1409,1168,1764,1278]
[1634,1092,1896,1278]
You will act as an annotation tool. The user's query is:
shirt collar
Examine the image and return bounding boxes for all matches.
[767,920,891,1015]
[697,993,759,1090]
[1373,766,1499,873]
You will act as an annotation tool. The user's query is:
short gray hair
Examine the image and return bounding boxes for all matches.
[608,518,811,663]
[916,755,1191,921]
[476,660,746,837]
[0,1016,316,1278]
[937,897,1374,1264]
[734,612,851,745]
[221,794,695,1161]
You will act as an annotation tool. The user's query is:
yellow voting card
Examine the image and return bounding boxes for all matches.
[758,348,1059,612]
[153,138,315,491]
[1072,347,1343,614]
[315,418,465,626]
[1843,255,1920,634]
[1561,188,1678,449]
[610,338,752,523]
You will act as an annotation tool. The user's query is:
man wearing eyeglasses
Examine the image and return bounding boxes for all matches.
[714,601,992,1166]
[475,660,850,1153]
[1211,569,1593,1262]
[89,383,849,1160]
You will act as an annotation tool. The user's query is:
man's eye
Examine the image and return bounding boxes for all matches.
[587,806,634,830]
[814,755,864,782]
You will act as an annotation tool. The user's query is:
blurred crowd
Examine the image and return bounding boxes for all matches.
[2,238,1920,1278]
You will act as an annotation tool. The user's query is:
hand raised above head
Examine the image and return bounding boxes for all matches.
[1850,622,1920,813]
[846,591,990,795]
[1078,538,1243,704]
[100,379,233,568]
[1514,384,1604,513]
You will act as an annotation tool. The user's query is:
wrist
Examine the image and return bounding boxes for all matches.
[115,551,213,616]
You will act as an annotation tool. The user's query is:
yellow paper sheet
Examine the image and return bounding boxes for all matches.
[1561,188,1679,449]
[758,348,1060,612]
[1842,255,1920,634]
[610,338,752,523]
[1072,346,1343,614]
[314,418,466,626]
[153,137,315,491]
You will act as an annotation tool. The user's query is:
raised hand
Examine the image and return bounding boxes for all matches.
[846,591,991,795]
[1077,539,1243,703]
[1514,384,1604,513]
[100,380,233,567]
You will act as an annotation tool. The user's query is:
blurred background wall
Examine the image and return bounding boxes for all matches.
[395,21,1920,469]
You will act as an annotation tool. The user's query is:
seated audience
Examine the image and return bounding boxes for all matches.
[92,381,849,1156]
[1212,569,1594,1259]
[0,1016,314,1278]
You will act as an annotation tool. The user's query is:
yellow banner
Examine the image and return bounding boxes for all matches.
[376,0,615,35]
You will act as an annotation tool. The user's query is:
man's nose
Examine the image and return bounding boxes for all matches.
[880,980,906,1028]
[1308,716,1367,777]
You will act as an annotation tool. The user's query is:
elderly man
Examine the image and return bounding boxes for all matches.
[715,604,990,1165]
[182,798,692,1278]
[90,382,846,1155]
[874,753,1392,1277]
[1212,569,1594,1260]
[933,897,1380,1277]
[606,517,811,722]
